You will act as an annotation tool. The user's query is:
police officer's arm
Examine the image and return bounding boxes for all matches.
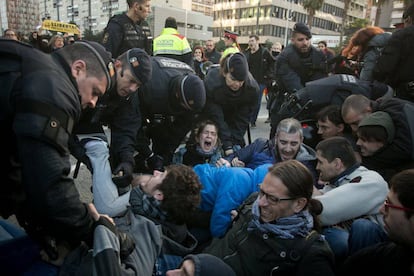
[102,21,123,58]
[263,48,276,83]
[231,103,253,144]
[202,100,234,153]
[109,95,141,175]
[14,97,95,247]
[275,52,304,93]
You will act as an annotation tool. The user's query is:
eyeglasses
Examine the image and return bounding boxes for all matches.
[258,185,296,205]
[383,199,414,212]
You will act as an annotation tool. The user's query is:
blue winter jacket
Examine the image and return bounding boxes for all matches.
[194,164,271,237]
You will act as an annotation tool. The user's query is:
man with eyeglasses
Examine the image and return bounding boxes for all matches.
[340,169,414,275]
[312,136,389,265]
[203,160,335,275]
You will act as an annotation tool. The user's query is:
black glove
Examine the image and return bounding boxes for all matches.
[112,162,133,178]
[68,136,93,172]
[145,153,164,171]
[94,216,135,260]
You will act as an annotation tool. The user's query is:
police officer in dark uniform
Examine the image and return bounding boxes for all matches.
[102,0,153,57]
[0,39,134,272]
[373,3,414,102]
[275,22,327,94]
[271,22,328,138]
[134,57,206,172]
[70,48,152,183]
[201,53,260,156]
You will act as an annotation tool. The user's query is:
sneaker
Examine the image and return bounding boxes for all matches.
[250,122,256,128]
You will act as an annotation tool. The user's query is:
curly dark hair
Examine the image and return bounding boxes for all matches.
[159,164,202,224]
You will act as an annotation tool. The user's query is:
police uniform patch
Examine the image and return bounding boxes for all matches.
[129,57,140,68]
[350,176,362,183]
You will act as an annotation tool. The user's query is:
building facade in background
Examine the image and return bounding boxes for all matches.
[211,0,367,46]
[0,0,39,35]
[1,0,406,46]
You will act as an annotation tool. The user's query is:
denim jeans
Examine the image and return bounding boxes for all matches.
[323,218,388,263]
[348,218,388,255]
[84,138,130,217]
[322,226,349,263]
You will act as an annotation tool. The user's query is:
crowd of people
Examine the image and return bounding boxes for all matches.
[1,0,414,275]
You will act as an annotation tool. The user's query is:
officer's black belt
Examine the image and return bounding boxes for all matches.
[17,99,74,133]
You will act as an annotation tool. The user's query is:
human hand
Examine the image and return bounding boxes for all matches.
[113,162,133,177]
[90,203,135,260]
[230,210,238,221]
[231,157,245,167]
[87,203,114,225]
[94,216,135,260]
[216,158,231,167]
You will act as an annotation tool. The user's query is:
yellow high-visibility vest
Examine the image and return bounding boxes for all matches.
[221,43,240,61]
[153,28,192,56]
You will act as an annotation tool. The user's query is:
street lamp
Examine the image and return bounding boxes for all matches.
[284,0,293,47]
[255,0,261,35]
[53,0,62,21]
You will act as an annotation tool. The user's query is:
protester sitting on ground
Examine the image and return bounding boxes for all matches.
[166,253,236,276]
[173,119,229,167]
[82,140,204,274]
[203,160,336,276]
[316,105,360,161]
[339,169,414,276]
[200,52,260,157]
[356,111,414,182]
[227,118,318,183]
[342,94,414,181]
[193,163,259,238]
[313,136,389,265]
